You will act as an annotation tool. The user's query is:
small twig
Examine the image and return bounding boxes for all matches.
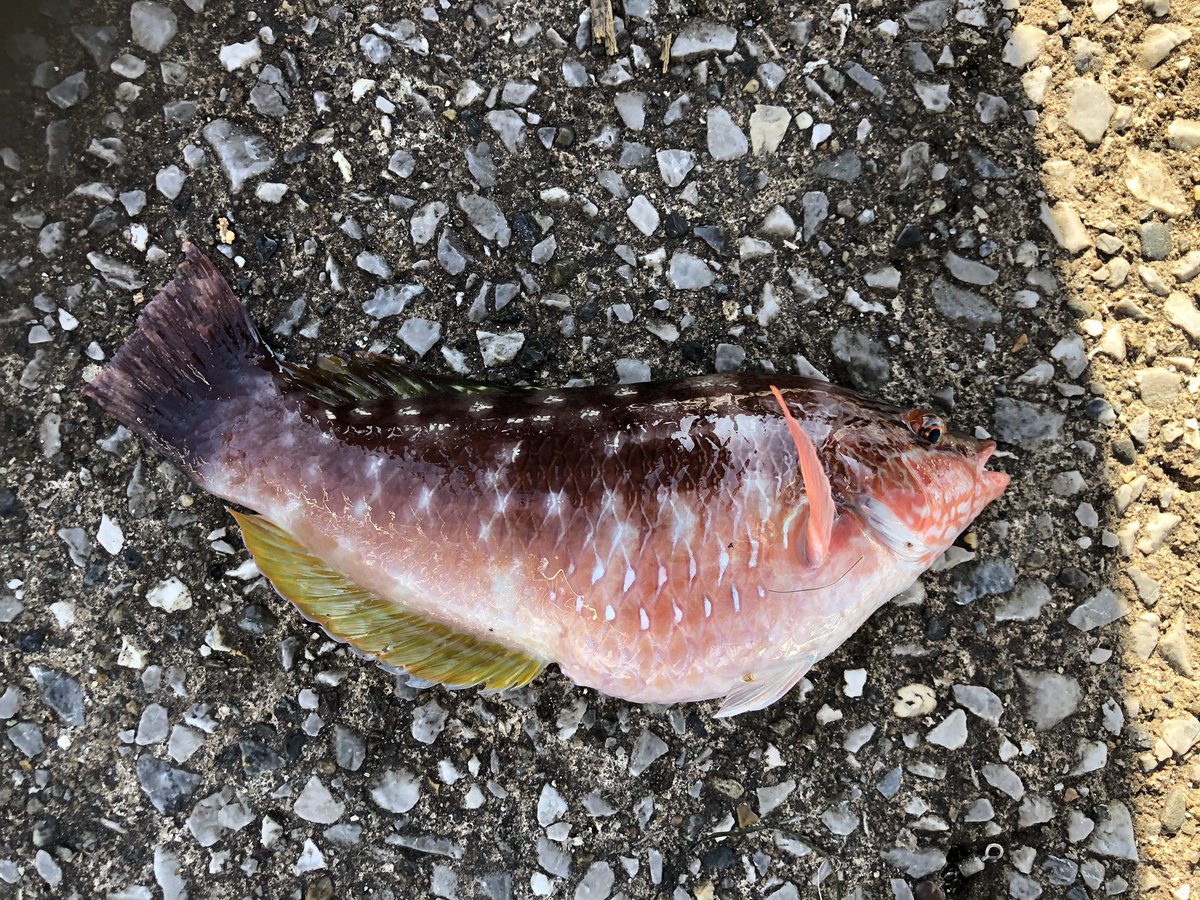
[661,34,672,72]
[590,0,618,55]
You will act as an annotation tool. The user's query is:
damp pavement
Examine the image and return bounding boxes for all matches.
[0,0,1197,898]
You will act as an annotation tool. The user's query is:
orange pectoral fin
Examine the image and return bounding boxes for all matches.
[770,385,833,568]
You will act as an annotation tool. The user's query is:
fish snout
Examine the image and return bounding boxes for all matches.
[974,441,1009,503]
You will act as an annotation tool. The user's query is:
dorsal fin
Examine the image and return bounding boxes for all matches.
[276,352,516,407]
[770,385,834,568]
[230,510,545,690]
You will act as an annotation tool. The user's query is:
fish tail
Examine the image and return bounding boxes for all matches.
[83,242,271,477]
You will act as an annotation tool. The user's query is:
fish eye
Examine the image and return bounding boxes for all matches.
[918,415,945,445]
[905,410,945,445]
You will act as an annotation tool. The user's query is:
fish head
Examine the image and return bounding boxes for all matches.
[826,403,1009,564]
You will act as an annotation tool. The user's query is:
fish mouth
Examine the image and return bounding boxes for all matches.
[975,440,1009,501]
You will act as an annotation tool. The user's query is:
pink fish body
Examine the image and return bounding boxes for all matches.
[85,246,1008,716]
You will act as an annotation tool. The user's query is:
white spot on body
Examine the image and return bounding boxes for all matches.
[575,596,585,613]
[717,547,730,583]
[732,584,740,612]
[591,561,605,584]
[639,607,649,630]
[623,566,636,592]
[470,401,492,412]
[672,603,683,624]
[605,604,616,621]
[704,598,712,618]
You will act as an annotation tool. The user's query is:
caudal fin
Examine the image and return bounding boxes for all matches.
[83,242,271,476]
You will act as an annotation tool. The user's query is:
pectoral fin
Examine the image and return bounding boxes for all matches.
[770,385,833,568]
[230,510,544,690]
[715,655,814,718]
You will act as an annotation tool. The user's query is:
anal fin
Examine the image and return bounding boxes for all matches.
[230,510,544,690]
[715,654,814,718]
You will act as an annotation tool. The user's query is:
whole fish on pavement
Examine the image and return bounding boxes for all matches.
[84,244,1009,716]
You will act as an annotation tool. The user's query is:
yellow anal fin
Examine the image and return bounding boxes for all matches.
[230,510,544,691]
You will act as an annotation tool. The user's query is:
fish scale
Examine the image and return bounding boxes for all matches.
[84,244,1009,716]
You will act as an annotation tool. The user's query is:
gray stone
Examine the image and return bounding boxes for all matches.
[575,861,614,900]
[626,195,659,236]
[614,92,646,130]
[1065,78,1113,144]
[130,1,178,54]
[1125,149,1192,218]
[831,328,889,391]
[458,193,511,246]
[914,82,951,112]
[903,0,949,32]
[629,729,668,776]
[250,65,290,118]
[1135,24,1188,69]
[47,72,89,109]
[669,252,716,290]
[8,722,44,756]
[982,762,1025,800]
[294,775,344,824]
[371,770,420,813]
[952,684,1003,726]
[202,119,275,193]
[399,319,441,358]
[656,149,694,188]
[33,667,84,726]
[670,21,737,59]
[1160,786,1187,833]
[1158,615,1194,677]
[714,344,745,374]
[802,191,828,242]
[1018,669,1081,731]
[1136,367,1181,407]
[812,149,862,182]
[944,252,998,286]
[360,33,391,64]
[1139,221,1172,260]
[437,228,469,275]
[477,330,524,366]
[992,399,1064,447]
[1164,292,1200,339]
[410,202,448,246]
[485,110,525,154]
[749,105,791,155]
[881,847,945,878]
[1067,588,1128,631]
[706,107,748,161]
[931,277,1001,330]
[136,755,201,814]
[1088,802,1138,861]
[136,703,169,745]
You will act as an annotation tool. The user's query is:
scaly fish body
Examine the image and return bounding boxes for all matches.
[85,246,1008,715]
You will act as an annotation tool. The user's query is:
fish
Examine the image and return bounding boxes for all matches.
[84,244,1009,716]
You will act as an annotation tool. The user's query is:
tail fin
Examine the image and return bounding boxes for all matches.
[83,242,272,477]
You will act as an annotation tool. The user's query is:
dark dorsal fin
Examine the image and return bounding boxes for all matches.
[276,352,517,407]
[231,510,546,690]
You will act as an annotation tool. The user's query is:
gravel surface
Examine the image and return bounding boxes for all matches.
[0,0,1197,898]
